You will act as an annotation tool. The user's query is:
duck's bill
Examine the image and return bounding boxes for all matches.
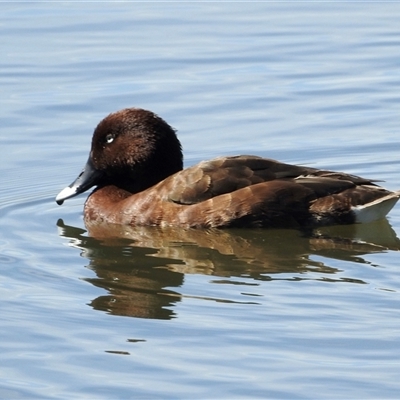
[56,157,103,205]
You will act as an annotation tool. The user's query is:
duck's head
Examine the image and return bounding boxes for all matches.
[56,108,183,205]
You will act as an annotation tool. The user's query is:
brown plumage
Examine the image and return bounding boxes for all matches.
[56,108,400,229]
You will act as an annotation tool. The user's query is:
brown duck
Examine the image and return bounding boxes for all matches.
[56,108,400,229]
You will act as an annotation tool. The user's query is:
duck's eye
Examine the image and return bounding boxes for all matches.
[105,134,114,144]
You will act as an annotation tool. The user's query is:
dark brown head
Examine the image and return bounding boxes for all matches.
[56,108,183,204]
[91,108,183,191]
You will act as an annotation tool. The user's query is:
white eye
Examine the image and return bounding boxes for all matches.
[105,134,114,144]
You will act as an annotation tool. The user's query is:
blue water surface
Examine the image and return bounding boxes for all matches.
[1,2,400,399]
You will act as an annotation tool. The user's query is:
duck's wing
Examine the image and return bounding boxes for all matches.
[164,156,306,205]
[164,155,371,205]
[143,155,398,228]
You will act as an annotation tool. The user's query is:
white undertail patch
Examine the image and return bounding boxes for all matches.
[352,190,400,224]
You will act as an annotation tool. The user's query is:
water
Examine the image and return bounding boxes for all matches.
[1,2,400,399]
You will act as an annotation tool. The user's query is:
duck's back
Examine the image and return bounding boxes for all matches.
[164,156,315,204]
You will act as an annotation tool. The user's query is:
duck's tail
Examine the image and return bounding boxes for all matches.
[352,190,400,224]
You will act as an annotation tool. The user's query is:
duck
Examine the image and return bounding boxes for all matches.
[56,108,400,229]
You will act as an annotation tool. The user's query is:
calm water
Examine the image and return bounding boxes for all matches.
[1,2,400,399]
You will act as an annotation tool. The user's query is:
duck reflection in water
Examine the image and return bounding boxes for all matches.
[57,218,400,320]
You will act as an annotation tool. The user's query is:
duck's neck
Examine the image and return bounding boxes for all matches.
[112,149,183,194]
